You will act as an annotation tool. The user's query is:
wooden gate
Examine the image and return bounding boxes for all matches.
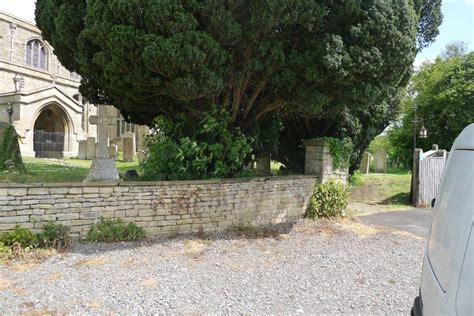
[413,146,448,207]
[34,130,65,158]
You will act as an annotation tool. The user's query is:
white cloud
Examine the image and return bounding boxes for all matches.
[413,57,433,70]
[0,0,36,23]
[465,0,474,7]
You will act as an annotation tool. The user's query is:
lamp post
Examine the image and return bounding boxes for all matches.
[412,104,428,150]
[6,103,14,125]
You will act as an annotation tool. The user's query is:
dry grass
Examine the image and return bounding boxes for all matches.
[143,277,158,288]
[338,219,380,237]
[183,239,210,258]
[75,256,110,267]
[20,309,56,316]
[10,262,38,272]
[293,219,342,236]
[0,276,10,291]
[46,273,63,282]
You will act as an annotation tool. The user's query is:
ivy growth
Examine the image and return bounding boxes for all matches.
[315,137,353,170]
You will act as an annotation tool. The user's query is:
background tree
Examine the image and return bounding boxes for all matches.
[36,0,442,177]
[388,46,474,168]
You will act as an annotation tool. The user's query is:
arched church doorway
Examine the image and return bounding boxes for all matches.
[33,104,70,158]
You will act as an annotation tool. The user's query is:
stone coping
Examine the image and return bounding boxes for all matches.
[0,175,317,188]
[302,139,326,146]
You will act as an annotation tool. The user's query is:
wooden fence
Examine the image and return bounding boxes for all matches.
[412,145,448,207]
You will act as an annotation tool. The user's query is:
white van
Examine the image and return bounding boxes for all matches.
[412,123,474,315]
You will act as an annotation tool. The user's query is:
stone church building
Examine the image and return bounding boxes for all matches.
[0,11,147,158]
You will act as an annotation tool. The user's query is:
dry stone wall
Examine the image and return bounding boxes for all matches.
[0,176,317,238]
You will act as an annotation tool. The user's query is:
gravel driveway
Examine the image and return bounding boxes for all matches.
[0,219,424,314]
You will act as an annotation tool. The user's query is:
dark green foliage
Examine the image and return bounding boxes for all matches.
[36,222,71,251]
[0,225,38,248]
[0,124,25,172]
[141,108,253,180]
[306,180,349,219]
[388,50,474,168]
[36,0,442,171]
[86,218,146,242]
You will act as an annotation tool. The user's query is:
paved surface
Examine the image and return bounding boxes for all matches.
[356,208,432,238]
[0,220,424,314]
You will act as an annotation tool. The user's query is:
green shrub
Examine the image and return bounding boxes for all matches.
[349,170,364,186]
[141,108,253,181]
[0,124,25,172]
[86,218,146,242]
[36,222,71,251]
[306,179,349,219]
[0,225,38,248]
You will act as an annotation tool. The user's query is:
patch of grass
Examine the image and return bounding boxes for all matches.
[0,157,140,183]
[350,169,411,208]
[86,218,146,242]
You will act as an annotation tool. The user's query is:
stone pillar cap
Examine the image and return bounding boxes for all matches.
[302,139,326,147]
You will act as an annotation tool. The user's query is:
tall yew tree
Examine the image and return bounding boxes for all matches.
[36,0,442,171]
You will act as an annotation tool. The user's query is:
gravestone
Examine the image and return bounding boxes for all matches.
[136,151,145,164]
[359,152,371,174]
[108,144,118,161]
[86,105,119,182]
[78,140,87,160]
[374,150,388,173]
[86,137,96,160]
[256,155,271,176]
[123,136,136,162]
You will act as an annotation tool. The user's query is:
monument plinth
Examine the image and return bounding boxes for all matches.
[85,105,119,182]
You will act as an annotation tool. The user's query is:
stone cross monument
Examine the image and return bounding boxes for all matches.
[85,105,119,182]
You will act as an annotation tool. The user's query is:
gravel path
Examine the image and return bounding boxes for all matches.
[0,219,424,314]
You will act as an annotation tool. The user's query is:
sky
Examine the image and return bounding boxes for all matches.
[0,0,473,66]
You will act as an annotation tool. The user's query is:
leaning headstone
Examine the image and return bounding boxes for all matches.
[78,140,87,160]
[136,151,145,164]
[86,104,119,182]
[359,152,371,174]
[123,137,136,162]
[256,155,271,176]
[86,137,96,160]
[374,150,388,173]
[108,145,118,161]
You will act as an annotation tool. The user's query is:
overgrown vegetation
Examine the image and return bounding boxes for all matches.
[306,180,349,219]
[36,222,71,251]
[0,223,70,262]
[349,171,364,186]
[86,218,146,242]
[0,124,25,172]
[318,137,353,170]
[141,109,253,180]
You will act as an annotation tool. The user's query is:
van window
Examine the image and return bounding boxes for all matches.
[428,150,474,292]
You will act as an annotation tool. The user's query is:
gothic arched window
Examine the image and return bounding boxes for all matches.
[25,39,47,70]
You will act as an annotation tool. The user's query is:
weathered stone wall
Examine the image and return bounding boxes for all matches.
[0,176,317,238]
[303,140,348,183]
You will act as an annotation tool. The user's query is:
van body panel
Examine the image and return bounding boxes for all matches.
[456,225,473,316]
[427,151,474,294]
[416,124,474,315]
